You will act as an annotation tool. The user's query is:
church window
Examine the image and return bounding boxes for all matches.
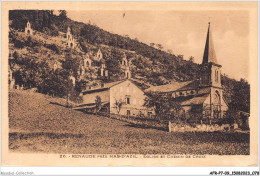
[215,70,218,83]
[86,61,89,66]
[214,91,220,104]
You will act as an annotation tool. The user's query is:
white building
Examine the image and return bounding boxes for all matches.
[25,21,33,35]
[77,80,154,117]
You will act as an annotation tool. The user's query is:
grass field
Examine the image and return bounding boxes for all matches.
[9,90,250,155]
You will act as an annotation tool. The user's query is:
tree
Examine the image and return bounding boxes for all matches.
[177,55,184,60]
[95,96,102,114]
[167,49,173,54]
[144,91,182,121]
[59,10,67,20]
[104,48,124,81]
[150,43,155,47]
[114,98,124,114]
[189,56,194,63]
[229,78,250,113]
[62,54,81,78]
[156,44,163,50]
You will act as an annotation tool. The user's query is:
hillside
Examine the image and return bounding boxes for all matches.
[8,10,250,113]
[9,10,200,83]
[9,90,249,154]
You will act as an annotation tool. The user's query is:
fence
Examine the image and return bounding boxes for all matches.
[90,112,239,132]
[168,121,239,132]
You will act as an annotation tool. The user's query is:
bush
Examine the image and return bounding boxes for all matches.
[12,38,25,48]
[44,43,60,54]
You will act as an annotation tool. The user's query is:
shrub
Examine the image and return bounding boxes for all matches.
[44,43,60,54]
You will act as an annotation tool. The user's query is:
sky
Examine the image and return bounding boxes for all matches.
[67,10,249,81]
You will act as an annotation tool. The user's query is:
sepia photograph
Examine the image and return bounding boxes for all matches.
[1,1,258,168]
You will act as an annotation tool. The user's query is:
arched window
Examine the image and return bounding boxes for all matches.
[214,91,220,105]
[86,61,89,66]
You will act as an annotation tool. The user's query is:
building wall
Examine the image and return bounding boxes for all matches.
[82,89,110,105]
[210,65,222,88]
[189,87,228,119]
[202,95,211,118]
[210,87,228,109]
[110,80,153,116]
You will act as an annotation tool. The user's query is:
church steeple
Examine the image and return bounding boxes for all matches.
[200,23,222,88]
[202,22,218,65]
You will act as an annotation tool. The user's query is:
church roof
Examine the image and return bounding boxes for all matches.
[202,23,218,65]
[181,94,209,106]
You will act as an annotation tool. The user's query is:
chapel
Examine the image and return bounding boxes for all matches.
[145,23,228,119]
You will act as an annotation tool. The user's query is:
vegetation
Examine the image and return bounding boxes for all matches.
[95,96,102,114]
[222,75,250,113]
[8,10,250,115]
[9,90,249,154]
[144,92,182,121]
[113,98,125,114]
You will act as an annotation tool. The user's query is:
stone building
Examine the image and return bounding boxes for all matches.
[145,23,228,119]
[25,21,33,35]
[76,79,154,117]
[83,54,92,68]
[121,54,132,79]
[66,27,76,48]
[95,48,103,61]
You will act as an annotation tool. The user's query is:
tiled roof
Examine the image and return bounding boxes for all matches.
[177,80,199,91]
[181,94,209,106]
[82,80,124,94]
[197,87,211,95]
[145,80,195,93]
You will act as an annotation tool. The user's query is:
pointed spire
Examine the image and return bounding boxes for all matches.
[202,22,218,65]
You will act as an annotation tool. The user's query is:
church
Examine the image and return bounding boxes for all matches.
[145,23,228,119]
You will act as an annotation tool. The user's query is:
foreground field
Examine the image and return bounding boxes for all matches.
[9,90,249,154]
